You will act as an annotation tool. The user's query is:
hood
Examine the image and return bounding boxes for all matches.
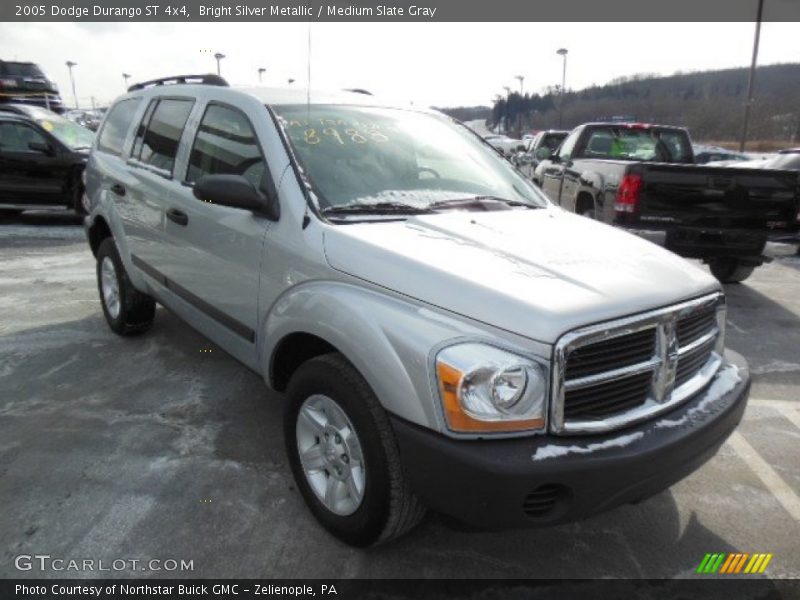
[323,208,720,344]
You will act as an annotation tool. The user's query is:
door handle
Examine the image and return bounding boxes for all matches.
[166,208,188,226]
[110,183,126,197]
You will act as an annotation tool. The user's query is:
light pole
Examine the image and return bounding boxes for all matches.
[740,0,764,152]
[258,67,266,83]
[557,48,568,128]
[502,86,511,133]
[122,73,131,90]
[214,53,225,76]
[66,60,78,110]
[515,75,524,94]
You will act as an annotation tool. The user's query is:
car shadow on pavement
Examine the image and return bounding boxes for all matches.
[0,210,83,227]
[722,279,800,390]
[0,306,776,580]
[0,211,85,251]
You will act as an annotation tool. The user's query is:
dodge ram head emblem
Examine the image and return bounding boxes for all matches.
[654,317,679,403]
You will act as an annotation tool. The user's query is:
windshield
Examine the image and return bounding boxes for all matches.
[38,115,95,150]
[272,105,547,212]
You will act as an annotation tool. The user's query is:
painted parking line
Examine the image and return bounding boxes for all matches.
[748,398,800,430]
[727,431,800,522]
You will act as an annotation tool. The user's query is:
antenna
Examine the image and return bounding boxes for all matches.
[306,23,312,116]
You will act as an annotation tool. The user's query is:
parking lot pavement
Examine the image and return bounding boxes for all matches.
[1,213,799,580]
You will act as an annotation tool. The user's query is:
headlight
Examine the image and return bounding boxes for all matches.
[435,343,547,434]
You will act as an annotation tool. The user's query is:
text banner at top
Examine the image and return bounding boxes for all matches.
[4,0,800,22]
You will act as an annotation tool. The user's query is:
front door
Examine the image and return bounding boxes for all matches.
[0,120,69,204]
[160,101,271,355]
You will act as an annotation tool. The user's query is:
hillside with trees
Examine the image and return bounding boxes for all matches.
[440,63,800,148]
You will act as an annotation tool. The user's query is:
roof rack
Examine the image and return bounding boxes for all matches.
[128,74,228,93]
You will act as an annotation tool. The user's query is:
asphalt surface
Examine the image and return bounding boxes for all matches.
[1,211,799,580]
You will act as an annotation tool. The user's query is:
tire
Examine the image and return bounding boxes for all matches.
[284,353,426,547]
[96,237,156,335]
[577,200,596,220]
[709,258,756,284]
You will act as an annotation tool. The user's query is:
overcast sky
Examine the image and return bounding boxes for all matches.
[1,22,798,108]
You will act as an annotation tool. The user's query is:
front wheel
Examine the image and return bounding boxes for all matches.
[284,353,425,546]
[96,238,156,334]
[709,258,756,284]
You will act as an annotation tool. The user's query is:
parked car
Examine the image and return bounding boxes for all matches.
[484,134,525,156]
[64,108,106,132]
[84,75,750,547]
[514,129,569,181]
[0,109,93,215]
[693,144,750,165]
[536,122,800,283]
[710,148,800,171]
[0,60,64,113]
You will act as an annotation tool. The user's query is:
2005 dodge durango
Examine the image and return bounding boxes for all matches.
[83,74,750,546]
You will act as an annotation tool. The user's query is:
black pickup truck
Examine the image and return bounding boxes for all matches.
[537,122,800,282]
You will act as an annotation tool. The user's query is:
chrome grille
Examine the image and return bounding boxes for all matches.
[552,293,725,434]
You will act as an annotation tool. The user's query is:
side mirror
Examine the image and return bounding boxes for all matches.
[193,174,280,221]
[535,147,552,161]
[29,141,55,156]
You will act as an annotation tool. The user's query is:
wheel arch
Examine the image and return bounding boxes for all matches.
[260,281,484,431]
[87,215,112,257]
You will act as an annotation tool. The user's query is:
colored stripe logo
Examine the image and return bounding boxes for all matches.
[697,552,773,574]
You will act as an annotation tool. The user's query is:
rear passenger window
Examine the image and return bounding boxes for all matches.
[96,98,140,156]
[134,98,194,175]
[186,103,265,188]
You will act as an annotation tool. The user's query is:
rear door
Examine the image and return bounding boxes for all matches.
[159,101,271,353]
[122,96,195,271]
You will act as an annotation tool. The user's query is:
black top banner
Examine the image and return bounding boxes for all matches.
[4,0,800,22]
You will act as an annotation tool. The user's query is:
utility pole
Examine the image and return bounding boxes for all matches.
[739,0,764,152]
[122,73,131,90]
[258,67,266,83]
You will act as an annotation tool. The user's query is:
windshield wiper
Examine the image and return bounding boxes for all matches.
[427,196,541,210]
[321,201,432,216]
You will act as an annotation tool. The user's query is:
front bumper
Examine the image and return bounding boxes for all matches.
[391,349,749,530]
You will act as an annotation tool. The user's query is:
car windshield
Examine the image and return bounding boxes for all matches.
[37,114,95,150]
[272,104,547,213]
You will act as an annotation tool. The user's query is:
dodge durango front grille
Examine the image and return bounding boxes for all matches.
[552,293,725,434]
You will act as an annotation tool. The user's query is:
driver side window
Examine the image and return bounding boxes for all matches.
[186,103,266,189]
[557,131,579,161]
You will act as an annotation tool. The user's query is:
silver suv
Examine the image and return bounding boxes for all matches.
[84,74,750,546]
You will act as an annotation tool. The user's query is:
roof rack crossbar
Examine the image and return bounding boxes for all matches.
[128,74,228,92]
